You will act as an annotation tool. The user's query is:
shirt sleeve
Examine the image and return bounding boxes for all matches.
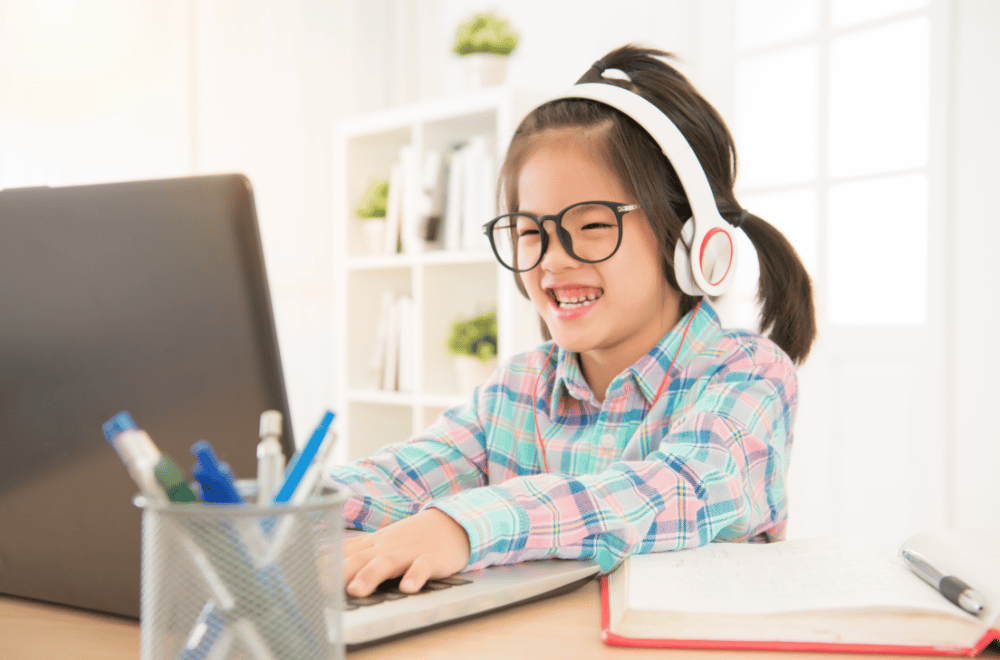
[325,394,491,531]
[431,338,797,574]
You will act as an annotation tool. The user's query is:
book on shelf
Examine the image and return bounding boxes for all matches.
[460,136,493,252]
[369,291,414,393]
[368,137,495,257]
[442,144,464,251]
[398,144,421,254]
[419,148,445,247]
[602,530,1000,655]
[395,294,415,393]
[435,136,495,253]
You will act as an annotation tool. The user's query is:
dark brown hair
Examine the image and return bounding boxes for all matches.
[498,44,816,363]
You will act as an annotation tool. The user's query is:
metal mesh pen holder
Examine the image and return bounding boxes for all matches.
[135,484,345,660]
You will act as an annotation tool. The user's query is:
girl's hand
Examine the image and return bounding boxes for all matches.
[341,508,471,597]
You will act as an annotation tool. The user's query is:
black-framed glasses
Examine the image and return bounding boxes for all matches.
[482,201,640,273]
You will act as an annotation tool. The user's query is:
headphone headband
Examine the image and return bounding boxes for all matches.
[541,83,737,297]
[547,83,722,229]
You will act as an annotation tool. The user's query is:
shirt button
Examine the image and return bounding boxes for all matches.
[601,433,616,449]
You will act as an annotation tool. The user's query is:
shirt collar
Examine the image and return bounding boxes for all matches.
[629,300,721,403]
[549,299,723,408]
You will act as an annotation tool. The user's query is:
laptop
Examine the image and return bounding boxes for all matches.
[0,174,295,618]
[340,530,600,647]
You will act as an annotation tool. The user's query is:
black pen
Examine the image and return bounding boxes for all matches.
[900,549,987,615]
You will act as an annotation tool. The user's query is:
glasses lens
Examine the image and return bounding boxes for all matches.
[561,203,621,262]
[489,214,542,271]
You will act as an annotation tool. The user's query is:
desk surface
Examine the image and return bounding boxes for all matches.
[4,579,996,660]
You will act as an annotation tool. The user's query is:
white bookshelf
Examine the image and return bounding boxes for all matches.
[332,87,550,461]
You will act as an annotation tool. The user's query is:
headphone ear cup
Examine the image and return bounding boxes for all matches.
[673,217,703,296]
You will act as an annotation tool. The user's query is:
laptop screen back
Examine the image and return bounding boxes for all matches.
[0,174,294,618]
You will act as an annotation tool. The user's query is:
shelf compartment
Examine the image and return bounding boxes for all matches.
[421,261,499,397]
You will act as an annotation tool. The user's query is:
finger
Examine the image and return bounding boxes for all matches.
[346,554,405,598]
[399,555,434,594]
[341,549,371,590]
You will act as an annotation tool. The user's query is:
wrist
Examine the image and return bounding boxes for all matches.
[423,506,471,565]
[430,490,528,569]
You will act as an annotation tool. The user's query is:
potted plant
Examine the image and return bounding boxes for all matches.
[453,12,519,89]
[446,308,498,392]
[354,178,389,255]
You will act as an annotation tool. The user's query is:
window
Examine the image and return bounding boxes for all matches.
[733,0,930,325]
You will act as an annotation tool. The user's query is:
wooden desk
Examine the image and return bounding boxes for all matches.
[4,580,995,659]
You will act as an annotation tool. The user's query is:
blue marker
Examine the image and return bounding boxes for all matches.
[191,441,243,504]
[103,411,164,502]
[271,410,335,504]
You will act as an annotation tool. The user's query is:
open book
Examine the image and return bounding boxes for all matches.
[603,530,1000,655]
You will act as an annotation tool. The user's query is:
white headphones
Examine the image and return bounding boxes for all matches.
[545,83,738,297]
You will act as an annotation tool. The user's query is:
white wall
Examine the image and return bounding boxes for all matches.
[398,0,702,101]
[950,0,1000,528]
[0,0,348,443]
[0,3,192,185]
[189,0,345,442]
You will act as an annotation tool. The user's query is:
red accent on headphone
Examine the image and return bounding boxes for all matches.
[699,228,734,287]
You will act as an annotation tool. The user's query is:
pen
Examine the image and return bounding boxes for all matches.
[155,455,198,503]
[260,428,338,565]
[290,427,338,505]
[900,548,987,615]
[102,411,165,503]
[256,410,285,503]
[271,410,335,504]
[191,441,244,504]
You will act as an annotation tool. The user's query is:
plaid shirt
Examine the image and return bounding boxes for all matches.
[328,301,797,573]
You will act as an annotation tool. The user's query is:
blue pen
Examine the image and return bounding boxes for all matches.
[271,410,335,504]
[191,441,243,504]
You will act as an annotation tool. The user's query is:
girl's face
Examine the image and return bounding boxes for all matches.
[517,131,681,380]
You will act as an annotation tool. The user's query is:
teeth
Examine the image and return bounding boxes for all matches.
[553,292,600,309]
[558,298,598,309]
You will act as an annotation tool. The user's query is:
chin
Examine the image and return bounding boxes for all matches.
[545,329,594,354]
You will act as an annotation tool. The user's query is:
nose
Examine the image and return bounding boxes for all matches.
[537,219,576,271]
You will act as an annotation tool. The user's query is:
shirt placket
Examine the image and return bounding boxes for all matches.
[589,388,632,473]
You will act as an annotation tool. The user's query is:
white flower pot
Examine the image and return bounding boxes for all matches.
[358,218,386,255]
[463,54,508,90]
[453,354,498,393]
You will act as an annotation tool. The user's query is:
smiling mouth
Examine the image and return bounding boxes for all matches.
[547,288,603,309]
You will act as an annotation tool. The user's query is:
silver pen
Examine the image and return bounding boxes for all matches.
[900,548,987,615]
[256,410,285,503]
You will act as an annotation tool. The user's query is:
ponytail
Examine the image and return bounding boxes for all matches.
[739,213,816,363]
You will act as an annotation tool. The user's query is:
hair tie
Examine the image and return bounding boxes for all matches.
[591,59,608,74]
[733,208,750,228]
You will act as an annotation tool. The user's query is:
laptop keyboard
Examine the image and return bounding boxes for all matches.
[344,575,473,610]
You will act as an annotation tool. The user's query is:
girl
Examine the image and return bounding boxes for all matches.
[332,44,816,598]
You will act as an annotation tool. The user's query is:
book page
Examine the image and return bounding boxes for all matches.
[627,537,971,616]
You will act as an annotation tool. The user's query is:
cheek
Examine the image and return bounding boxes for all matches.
[519,271,548,304]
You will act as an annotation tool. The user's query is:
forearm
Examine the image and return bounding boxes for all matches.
[327,404,489,530]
